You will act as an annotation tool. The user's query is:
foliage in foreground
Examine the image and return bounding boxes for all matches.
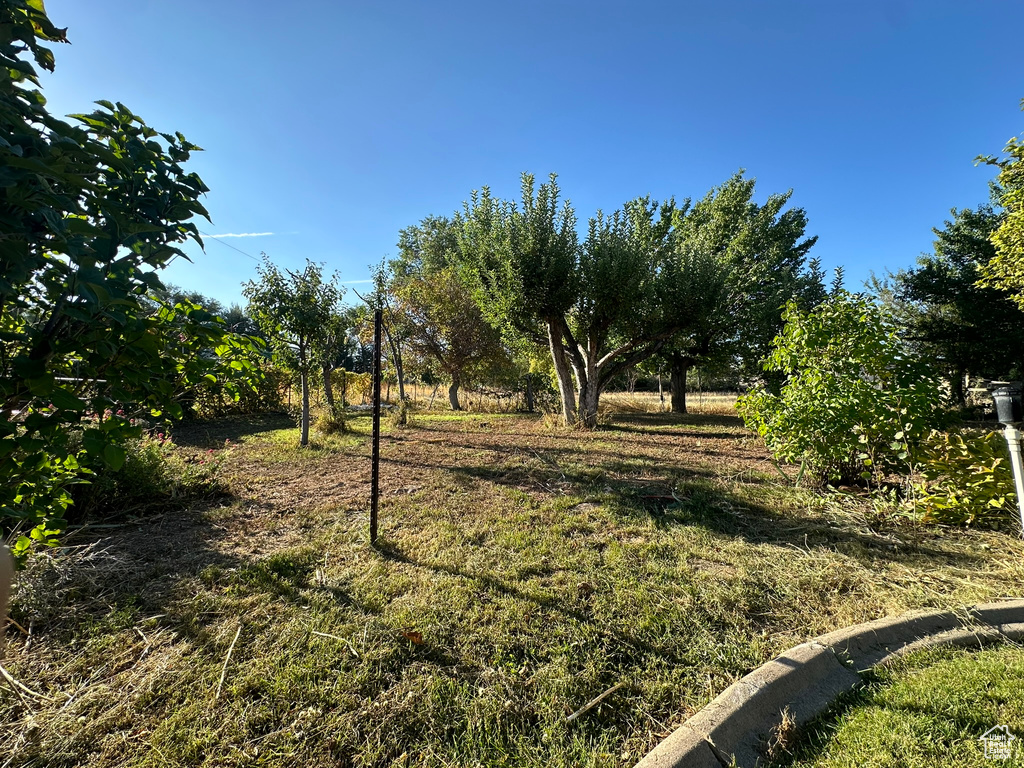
[0,0,258,557]
[912,430,1016,527]
[739,292,943,485]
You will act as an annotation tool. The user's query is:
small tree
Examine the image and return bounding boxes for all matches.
[738,292,942,486]
[243,257,345,446]
[393,216,509,410]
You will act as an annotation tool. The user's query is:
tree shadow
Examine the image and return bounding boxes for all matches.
[608,412,743,430]
[170,412,296,448]
[374,540,679,664]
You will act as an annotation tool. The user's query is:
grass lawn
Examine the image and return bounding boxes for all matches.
[771,643,1024,768]
[2,407,1023,767]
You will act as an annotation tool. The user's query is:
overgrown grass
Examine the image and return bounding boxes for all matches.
[771,643,1024,768]
[3,411,1023,767]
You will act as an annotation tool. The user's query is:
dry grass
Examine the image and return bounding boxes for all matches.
[600,391,738,416]
[2,409,1022,767]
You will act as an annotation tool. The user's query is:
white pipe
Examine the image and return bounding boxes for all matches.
[1003,425,1024,538]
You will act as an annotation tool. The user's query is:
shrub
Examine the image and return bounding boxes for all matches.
[388,399,413,428]
[912,430,1016,527]
[315,403,348,435]
[190,361,286,419]
[738,292,943,486]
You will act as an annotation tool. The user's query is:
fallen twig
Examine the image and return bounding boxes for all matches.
[5,617,29,636]
[565,681,625,723]
[311,630,360,657]
[0,662,52,702]
[215,623,242,700]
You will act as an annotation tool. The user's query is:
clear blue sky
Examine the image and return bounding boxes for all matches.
[42,0,1024,309]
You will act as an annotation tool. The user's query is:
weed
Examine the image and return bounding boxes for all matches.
[314,402,348,435]
[72,433,233,519]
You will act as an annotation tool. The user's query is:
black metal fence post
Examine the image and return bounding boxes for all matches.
[370,307,382,544]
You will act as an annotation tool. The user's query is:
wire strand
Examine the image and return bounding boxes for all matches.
[198,231,261,262]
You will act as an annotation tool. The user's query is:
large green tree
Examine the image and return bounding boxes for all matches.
[658,173,821,412]
[457,174,724,426]
[0,0,256,555]
[243,257,345,446]
[878,203,1024,405]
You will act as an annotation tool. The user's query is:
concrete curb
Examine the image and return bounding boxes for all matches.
[634,598,1024,768]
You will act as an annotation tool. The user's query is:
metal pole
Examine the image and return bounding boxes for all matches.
[370,308,382,544]
[1003,425,1024,538]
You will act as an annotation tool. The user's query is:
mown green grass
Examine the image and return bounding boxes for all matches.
[3,411,1023,768]
[773,643,1024,768]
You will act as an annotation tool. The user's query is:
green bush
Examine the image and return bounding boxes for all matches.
[190,361,286,419]
[913,430,1016,527]
[738,292,943,486]
[388,399,413,428]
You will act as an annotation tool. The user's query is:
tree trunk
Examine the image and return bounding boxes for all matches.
[658,373,664,407]
[580,379,601,428]
[299,348,310,446]
[525,375,534,412]
[340,368,347,407]
[383,323,406,402]
[577,341,601,428]
[547,319,577,426]
[670,352,688,414]
[323,363,335,407]
[448,377,462,411]
[951,366,966,408]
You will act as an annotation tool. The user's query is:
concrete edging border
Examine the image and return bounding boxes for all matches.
[634,598,1024,768]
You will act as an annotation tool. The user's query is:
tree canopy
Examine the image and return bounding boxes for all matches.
[979,100,1024,306]
[392,216,510,410]
[457,174,719,426]
[656,173,821,411]
[449,172,816,425]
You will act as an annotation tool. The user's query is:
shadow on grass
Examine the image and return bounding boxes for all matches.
[379,412,989,571]
[374,540,682,664]
[435,453,986,571]
[608,412,744,431]
[12,502,248,650]
[170,412,297,448]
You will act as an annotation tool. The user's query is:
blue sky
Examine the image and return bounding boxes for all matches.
[42,0,1024,309]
